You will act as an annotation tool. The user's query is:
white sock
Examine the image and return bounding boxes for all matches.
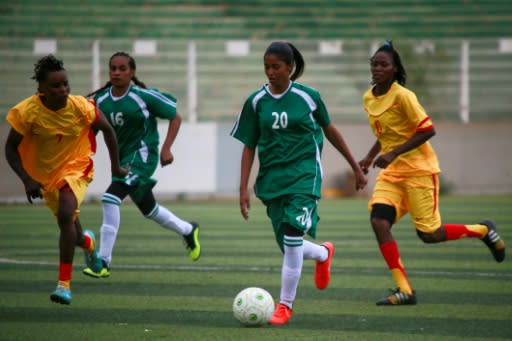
[303,240,328,261]
[146,204,192,235]
[280,236,304,309]
[99,202,121,267]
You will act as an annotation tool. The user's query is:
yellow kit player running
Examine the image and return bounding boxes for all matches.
[359,41,506,306]
[5,55,126,305]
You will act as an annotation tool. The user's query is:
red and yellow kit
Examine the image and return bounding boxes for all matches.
[363,82,441,232]
[7,95,98,214]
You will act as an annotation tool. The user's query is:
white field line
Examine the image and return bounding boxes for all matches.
[0,257,511,279]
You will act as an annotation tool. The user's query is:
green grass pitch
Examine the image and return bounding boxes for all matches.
[0,195,511,340]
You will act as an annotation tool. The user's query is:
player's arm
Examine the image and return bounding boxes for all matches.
[359,140,381,174]
[373,128,436,169]
[92,110,128,178]
[322,123,367,190]
[160,113,182,167]
[240,146,255,220]
[4,128,43,203]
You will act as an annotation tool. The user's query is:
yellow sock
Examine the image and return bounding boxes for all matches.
[390,268,413,295]
[58,280,70,289]
[466,224,488,238]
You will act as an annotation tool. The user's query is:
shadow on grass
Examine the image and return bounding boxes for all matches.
[0,306,510,339]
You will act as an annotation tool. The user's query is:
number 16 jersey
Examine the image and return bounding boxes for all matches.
[94,85,177,177]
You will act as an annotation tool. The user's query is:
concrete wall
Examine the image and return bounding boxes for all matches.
[1,121,511,203]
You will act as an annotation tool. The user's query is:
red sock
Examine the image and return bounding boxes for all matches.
[379,241,412,294]
[82,234,92,251]
[59,263,73,282]
[444,224,486,240]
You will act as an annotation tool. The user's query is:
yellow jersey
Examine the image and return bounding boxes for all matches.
[363,82,440,176]
[6,94,98,191]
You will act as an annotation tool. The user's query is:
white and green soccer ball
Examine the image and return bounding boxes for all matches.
[232,287,275,327]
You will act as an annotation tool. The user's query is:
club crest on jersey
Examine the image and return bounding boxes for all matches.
[296,207,313,228]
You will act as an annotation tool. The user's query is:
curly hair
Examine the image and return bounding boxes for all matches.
[31,54,65,83]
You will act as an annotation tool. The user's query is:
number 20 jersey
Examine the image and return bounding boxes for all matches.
[231,82,331,201]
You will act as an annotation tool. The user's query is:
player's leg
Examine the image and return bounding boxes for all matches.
[83,182,129,278]
[372,203,416,305]
[49,185,78,304]
[136,190,200,261]
[74,217,102,273]
[411,175,505,262]
[303,239,334,290]
[370,177,416,305]
[268,194,325,325]
[269,222,302,325]
[68,176,103,274]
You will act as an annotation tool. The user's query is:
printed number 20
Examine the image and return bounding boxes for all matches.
[272,111,288,129]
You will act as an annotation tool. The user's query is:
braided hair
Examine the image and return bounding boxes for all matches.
[264,41,305,81]
[86,51,147,98]
[372,40,407,86]
[32,54,65,83]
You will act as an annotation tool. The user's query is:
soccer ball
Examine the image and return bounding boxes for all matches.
[232,287,275,327]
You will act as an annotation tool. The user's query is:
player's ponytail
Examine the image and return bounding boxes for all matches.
[287,42,305,81]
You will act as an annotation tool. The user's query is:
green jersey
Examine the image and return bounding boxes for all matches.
[231,82,331,201]
[95,85,177,181]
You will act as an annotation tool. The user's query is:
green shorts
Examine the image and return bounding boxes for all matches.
[113,152,158,203]
[264,194,320,251]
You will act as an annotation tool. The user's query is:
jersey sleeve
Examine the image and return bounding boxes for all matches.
[6,99,32,136]
[230,96,260,149]
[6,107,29,136]
[144,88,177,120]
[400,91,434,132]
[85,98,99,125]
[312,93,331,127]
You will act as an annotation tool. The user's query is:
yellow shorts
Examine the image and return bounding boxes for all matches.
[43,175,92,218]
[369,173,441,233]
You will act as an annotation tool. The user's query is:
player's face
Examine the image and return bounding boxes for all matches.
[39,70,70,110]
[264,54,292,91]
[370,51,396,85]
[109,56,134,89]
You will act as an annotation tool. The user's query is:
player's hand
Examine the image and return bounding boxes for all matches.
[160,149,174,167]
[358,157,372,175]
[23,178,43,204]
[240,189,251,221]
[372,151,396,169]
[354,168,368,191]
[112,166,129,178]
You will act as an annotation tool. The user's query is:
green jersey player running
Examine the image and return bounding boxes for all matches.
[231,41,367,325]
[83,52,200,278]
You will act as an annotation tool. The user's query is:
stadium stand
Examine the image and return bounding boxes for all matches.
[1,1,511,122]
[2,1,512,39]
[0,0,512,39]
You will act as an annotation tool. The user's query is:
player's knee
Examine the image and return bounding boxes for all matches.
[371,204,396,227]
[282,223,304,237]
[416,229,442,243]
[138,194,157,216]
